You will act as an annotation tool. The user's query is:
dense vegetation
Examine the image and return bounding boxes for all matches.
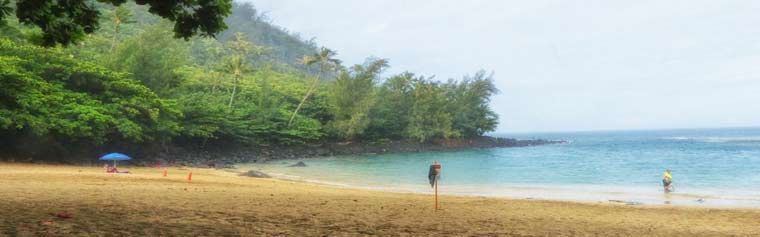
[0,2,499,159]
[0,0,232,46]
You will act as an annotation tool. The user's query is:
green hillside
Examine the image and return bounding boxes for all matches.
[0,2,499,161]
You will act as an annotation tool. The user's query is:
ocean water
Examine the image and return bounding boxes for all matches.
[240,127,760,207]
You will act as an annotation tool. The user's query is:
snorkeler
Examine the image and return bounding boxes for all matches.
[662,169,673,193]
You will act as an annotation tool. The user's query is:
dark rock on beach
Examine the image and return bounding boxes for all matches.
[239,170,271,178]
[289,161,307,167]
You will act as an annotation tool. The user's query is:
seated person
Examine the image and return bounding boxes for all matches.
[105,165,130,174]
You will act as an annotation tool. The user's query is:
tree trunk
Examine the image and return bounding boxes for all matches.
[109,22,120,52]
[211,71,221,94]
[228,75,238,108]
[288,76,320,126]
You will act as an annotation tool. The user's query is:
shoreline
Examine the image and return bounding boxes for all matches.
[3,163,760,236]
[1,136,564,167]
[239,166,760,209]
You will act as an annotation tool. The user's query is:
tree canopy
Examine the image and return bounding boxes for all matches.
[0,38,180,155]
[0,0,232,46]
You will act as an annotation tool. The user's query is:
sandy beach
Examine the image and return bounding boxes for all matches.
[1,164,760,236]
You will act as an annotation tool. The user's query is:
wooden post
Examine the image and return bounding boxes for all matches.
[429,161,441,211]
[434,177,438,210]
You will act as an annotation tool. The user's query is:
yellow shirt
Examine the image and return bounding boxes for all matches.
[663,172,672,180]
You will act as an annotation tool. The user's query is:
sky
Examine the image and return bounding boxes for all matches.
[245,0,760,133]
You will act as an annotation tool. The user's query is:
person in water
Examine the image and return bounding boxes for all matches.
[662,169,673,192]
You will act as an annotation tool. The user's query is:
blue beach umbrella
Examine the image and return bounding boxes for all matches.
[99,153,132,167]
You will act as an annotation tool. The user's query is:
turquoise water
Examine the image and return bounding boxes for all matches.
[242,127,760,207]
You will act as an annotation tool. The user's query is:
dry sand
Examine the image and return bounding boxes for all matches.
[1,163,759,236]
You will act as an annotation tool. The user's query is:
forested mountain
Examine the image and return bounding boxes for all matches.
[58,2,319,74]
[0,2,499,160]
[218,3,320,72]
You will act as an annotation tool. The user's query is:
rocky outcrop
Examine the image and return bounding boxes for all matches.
[4,136,564,167]
[288,161,307,167]
[239,170,271,178]
[141,136,564,167]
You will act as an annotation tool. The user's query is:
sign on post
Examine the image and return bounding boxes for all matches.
[428,161,441,210]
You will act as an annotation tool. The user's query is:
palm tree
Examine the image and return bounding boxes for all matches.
[109,6,135,52]
[224,55,246,108]
[287,47,341,126]
[223,32,266,108]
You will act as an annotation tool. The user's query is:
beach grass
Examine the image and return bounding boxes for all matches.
[1,163,759,236]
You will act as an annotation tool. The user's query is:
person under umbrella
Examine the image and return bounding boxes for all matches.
[100,153,132,174]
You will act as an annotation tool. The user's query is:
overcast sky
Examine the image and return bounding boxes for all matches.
[245,0,760,133]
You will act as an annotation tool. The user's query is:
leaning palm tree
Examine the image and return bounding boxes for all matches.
[287,47,341,126]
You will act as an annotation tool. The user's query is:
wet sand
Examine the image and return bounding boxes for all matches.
[2,164,759,236]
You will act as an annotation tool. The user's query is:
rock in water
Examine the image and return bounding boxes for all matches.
[289,161,307,167]
[239,170,271,178]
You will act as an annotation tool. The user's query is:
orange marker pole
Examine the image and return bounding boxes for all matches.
[431,162,441,211]
[434,179,438,210]
[162,169,168,177]
[428,161,441,211]
[187,171,193,182]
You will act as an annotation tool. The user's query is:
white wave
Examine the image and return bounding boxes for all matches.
[663,136,760,143]
[664,136,691,140]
